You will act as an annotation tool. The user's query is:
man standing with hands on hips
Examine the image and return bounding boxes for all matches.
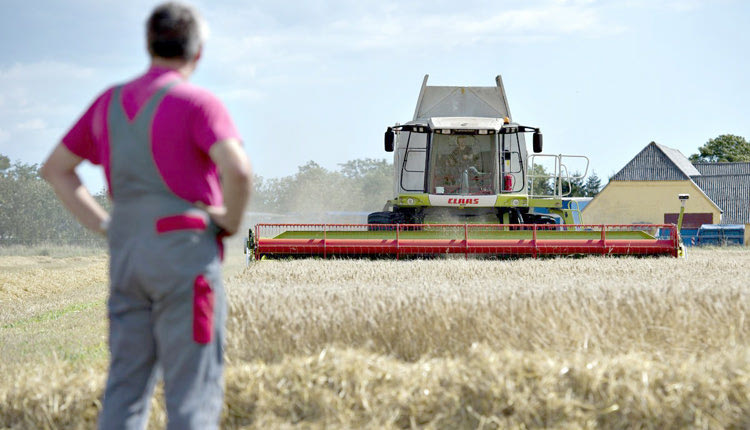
[41,2,251,429]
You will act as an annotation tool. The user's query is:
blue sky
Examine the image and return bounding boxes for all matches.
[1,0,748,193]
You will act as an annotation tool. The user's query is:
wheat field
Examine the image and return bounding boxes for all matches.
[1,247,749,429]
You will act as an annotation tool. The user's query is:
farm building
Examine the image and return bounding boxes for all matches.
[582,142,750,245]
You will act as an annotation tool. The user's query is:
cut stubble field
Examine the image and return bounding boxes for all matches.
[1,247,749,429]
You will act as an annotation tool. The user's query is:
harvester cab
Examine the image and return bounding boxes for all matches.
[372,74,588,227]
[248,75,684,259]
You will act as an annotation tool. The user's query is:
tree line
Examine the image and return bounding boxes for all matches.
[0,154,397,246]
[527,164,602,198]
[249,158,602,215]
[0,154,108,246]
[4,134,745,246]
[250,159,394,215]
[1,154,604,246]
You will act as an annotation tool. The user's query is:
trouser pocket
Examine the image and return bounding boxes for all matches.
[193,274,214,344]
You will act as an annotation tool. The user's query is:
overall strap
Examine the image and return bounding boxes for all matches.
[108,80,182,204]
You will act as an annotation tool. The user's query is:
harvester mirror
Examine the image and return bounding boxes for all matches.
[384,127,395,152]
[532,131,543,153]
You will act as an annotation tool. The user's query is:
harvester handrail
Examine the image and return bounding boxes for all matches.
[567,199,584,224]
[527,153,590,199]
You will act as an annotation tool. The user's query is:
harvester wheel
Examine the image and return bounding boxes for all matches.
[522,213,557,225]
[367,211,409,230]
[394,207,424,230]
[368,211,394,224]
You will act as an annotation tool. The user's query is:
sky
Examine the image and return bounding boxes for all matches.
[1,0,749,193]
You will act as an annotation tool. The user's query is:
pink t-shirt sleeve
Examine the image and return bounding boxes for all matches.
[62,99,99,164]
[61,90,113,165]
[190,92,241,153]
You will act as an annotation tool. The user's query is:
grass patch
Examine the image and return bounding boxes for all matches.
[0,243,105,258]
[2,301,101,329]
[60,341,109,363]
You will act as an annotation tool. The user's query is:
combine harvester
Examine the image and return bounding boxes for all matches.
[247,75,683,260]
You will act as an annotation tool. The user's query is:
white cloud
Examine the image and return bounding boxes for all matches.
[219,88,264,103]
[16,119,47,131]
[0,61,111,165]
[0,61,95,81]
[553,0,597,5]
[664,0,705,11]
[206,0,622,86]
[622,0,709,12]
[0,61,102,117]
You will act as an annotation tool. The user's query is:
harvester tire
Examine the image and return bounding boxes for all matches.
[522,213,557,225]
[367,211,409,230]
[368,211,393,224]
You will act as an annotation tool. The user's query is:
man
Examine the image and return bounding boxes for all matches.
[449,135,477,167]
[440,136,487,193]
[41,3,251,429]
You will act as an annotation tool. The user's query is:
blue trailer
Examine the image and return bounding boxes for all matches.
[696,224,745,246]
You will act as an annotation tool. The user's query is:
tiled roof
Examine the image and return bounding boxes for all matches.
[691,174,750,224]
[612,142,701,181]
[658,144,702,176]
[693,162,750,176]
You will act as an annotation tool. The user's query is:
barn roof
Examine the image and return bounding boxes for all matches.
[690,174,750,224]
[611,142,701,181]
[693,162,750,176]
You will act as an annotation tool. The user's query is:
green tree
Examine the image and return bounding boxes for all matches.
[339,158,393,211]
[0,154,106,246]
[339,158,390,179]
[528,164,553,196]
[552,171,604,198]
[584,172,602,197]
[0,154,10,173]
[558,172,585,197]
[250,158,393,216]
[689,134,750,162]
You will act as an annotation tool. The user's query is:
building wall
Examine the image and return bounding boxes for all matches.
[582,180,722,225]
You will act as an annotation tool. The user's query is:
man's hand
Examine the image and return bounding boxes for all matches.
[194,202,231,234]
[206,139,252,235]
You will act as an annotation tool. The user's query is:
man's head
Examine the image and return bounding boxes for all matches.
[147,2,207,63]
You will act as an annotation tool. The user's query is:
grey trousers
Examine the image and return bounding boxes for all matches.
[99,217,226,430]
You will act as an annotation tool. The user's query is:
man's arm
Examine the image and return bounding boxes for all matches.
[40,144,110,235]
[203,138,252,235]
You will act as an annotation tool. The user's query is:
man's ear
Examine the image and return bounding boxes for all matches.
[194,45,203,63]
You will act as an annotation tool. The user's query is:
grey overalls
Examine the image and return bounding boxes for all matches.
[99,82,226,430]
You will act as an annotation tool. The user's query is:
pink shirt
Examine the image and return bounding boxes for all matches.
[62,66,241,206]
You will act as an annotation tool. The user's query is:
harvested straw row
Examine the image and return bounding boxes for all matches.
[226,254,749,362]
[3,345,749,429]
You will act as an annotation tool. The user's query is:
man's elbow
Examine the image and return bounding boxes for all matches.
[225,159,253,188]
[41,144,81,185]
[39,162,56,183]
[39,163,50,181]
[40,160,70,186]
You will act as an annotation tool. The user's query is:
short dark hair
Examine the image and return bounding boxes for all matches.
[147,2,205,61]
